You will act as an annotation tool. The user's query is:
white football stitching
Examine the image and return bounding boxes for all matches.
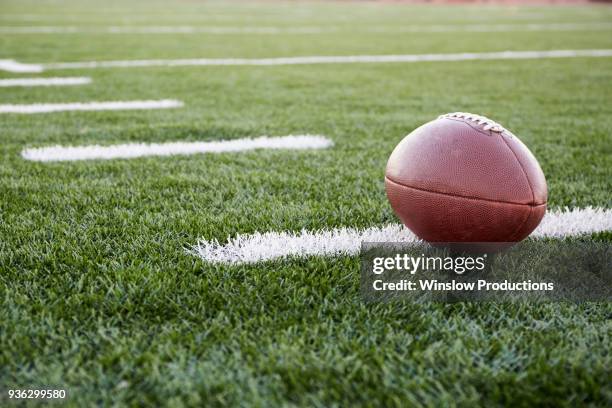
[439,112,506,133]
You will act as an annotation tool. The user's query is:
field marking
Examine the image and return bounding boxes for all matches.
[1,49,607,73]
[1,22,612,35]
[3,11,607,22]
[386,22,612,33]
[0,99,182,114]
[21,135,333,162]
[191,207,612,264]
[0,77,91,87]
[0,26,327,34]
[3,50,612,72]
[0,59,43,73]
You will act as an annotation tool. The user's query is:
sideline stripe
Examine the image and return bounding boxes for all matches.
[191,207,612,264]
[2,49,611,72]
[0,99,183,114]
[0,77,91,87]
[1,23,611,34]
[21,135,333,162]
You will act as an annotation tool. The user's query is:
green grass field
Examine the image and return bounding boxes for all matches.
[1,1,611,406]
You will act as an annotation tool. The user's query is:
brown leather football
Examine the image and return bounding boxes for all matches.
[385,112,547,243]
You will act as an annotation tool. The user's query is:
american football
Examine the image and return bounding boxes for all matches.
[386,112,547,243]
[1,0,611,406]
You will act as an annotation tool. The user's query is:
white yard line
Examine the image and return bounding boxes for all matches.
[390,22,612,33]
[0,26,327,34]
[2,50,611,72]
[191,207,612,264]
[0,99,182,114]
[31,50,612,72]
[0,77,91,87]
[1,22,611,34]
[0,26,80,33]
[0,59,43,73]
[21,135,333,162]
[4,11,600,23]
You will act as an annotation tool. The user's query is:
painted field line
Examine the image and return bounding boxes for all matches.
[40,49,612,70]
[0,59,43,73]
[2,50,611,73]
[0,99,182,114]
[1,22,611,34]
[0,77,91,87]
[0,26,329,34]
[391,22,612,33]
[191,207,612,264]
[21,135,333,162]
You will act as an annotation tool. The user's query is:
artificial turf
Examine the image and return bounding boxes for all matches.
[0,1,611,406]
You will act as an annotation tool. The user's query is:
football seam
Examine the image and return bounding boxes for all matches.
[509,204,533,241]
[385,176,547,207]
[499,133,537,205]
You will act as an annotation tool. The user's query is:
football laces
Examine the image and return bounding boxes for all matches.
[440,112,506,133]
